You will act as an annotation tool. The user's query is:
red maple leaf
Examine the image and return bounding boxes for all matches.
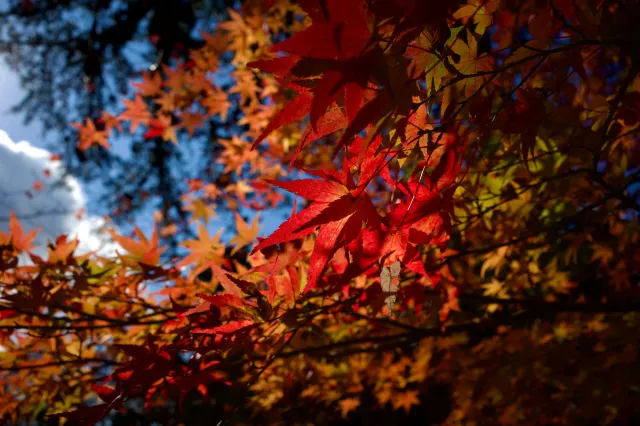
[251,90,313,149]
[273,0,371,60]
[252,167,380,291]
[192,319,254,335]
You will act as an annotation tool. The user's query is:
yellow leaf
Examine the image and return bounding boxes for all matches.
[184,197,217,224]
[453,1,494,35]
[229,213,261,255]
[481,246,509,278]
[553,322,572,342]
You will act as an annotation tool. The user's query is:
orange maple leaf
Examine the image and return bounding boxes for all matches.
[72,118,110,151]
[155,91,178,113]
[47,235,79,264]
[160,223,178,238]
[339,398,360,417]
[145,114,178,144]
[162,64,186,92]
[177,222,225,280]
[108,223,165,266]
[180,111,205,137]
[132,71,163,97]
[229,212,260,255]
[0,212,40,252]
[391,390,420,413]
[201,86,230,121]
[120,95,152,133]
[101,111,122,133]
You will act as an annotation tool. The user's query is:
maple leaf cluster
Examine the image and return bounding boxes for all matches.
[4,0,640,424]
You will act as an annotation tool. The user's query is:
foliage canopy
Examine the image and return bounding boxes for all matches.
[2,0,640,424]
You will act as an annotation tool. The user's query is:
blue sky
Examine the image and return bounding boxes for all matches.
[0,61,43,147]
[0,59,120,256]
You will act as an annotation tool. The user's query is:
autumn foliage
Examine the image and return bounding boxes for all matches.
[2,0,640,424]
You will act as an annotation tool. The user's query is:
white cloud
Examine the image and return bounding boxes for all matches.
[0,129,117,257]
